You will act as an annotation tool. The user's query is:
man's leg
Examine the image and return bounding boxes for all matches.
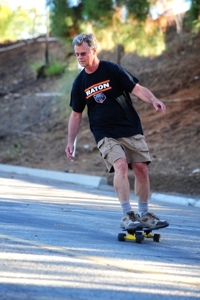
[132,162,169,229]
[132,162,150,202]
[132,162,150,216]
[113,157,130,204]
[113,158,143,230]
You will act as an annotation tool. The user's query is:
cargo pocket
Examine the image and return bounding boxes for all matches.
[133,134,149,152]
[97,137,117,159]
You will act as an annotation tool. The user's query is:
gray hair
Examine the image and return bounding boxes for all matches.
[72,33,98,49]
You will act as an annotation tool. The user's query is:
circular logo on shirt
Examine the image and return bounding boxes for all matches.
[93,93,106,103]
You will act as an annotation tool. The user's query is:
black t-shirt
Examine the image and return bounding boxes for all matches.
[70,60,143,143]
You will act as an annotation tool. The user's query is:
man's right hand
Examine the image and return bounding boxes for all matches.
[66,111,82,160]
[65,143,75,160]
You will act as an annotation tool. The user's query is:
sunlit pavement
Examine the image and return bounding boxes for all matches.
[0,171,200,300]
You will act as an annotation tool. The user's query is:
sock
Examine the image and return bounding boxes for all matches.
[121,201,132,215]
[138,201,148,217]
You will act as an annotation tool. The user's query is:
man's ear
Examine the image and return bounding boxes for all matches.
[92,48,97,55]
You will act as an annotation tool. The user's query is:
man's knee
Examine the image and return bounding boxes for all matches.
[132,162,149,179]
[114,158,128,176]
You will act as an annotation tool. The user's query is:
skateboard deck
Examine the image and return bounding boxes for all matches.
[118,226,168,243]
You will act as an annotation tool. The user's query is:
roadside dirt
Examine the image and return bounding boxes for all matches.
[0,27,200,196]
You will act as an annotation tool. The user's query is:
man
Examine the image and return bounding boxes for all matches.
[65,33,169,231]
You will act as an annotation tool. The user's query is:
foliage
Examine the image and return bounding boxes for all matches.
[47,0,151,39]
[189,0,200,20]
[0,1,30,42]
[187,0,200,32]
[30,60,44,72]
[82,0,113,25]
[0,1,46,42]
[47,0,166,56]
[94,18,165,56]
[30,60,66,77]
[116,0,150,22]
[44,61,65,76]
[47,0,83,40]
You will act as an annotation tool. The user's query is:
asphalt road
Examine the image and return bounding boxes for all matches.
[0,171,199,300]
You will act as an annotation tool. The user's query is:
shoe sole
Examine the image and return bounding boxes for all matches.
[120,223,143,231]
[142,222,169,230]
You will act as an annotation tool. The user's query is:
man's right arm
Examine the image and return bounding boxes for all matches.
[65,111,82,160]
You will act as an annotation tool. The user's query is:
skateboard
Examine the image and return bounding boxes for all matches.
[118,227,164,244]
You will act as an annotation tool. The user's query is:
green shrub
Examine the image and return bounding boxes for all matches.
[30,60,66,77]
[30,61,44,72]
[45,61,65,76]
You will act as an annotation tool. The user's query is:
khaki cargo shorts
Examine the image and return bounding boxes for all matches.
[97,135,151,173]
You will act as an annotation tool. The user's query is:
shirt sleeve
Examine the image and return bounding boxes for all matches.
[70,80,86,113]
[116,64,139,93]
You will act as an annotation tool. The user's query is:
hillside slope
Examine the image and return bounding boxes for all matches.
[0,29,200,196]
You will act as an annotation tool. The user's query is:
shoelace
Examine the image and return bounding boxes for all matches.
[127,211,137,221]
[146,212,159,220]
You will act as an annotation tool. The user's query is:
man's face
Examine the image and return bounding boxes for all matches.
[74,42,96,68]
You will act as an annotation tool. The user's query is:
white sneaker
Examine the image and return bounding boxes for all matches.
[120,211,143,230]
[136,212,169,229]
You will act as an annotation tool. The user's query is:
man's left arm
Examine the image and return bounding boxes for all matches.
[131,83,166,114]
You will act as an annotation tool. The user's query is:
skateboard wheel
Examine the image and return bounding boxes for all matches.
[153,234,161,242]
[118,233,126,242]
[136,231,143,235]
[136,233,144,244]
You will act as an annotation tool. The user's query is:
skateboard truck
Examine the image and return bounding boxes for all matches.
[118,228,161,244]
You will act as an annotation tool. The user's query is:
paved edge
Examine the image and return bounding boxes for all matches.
[0,164,199,207]
[0,164,107,188]
[151,192,200,208]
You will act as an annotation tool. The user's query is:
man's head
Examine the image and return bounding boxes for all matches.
[72,33,98,49]
[72,33,99,70]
